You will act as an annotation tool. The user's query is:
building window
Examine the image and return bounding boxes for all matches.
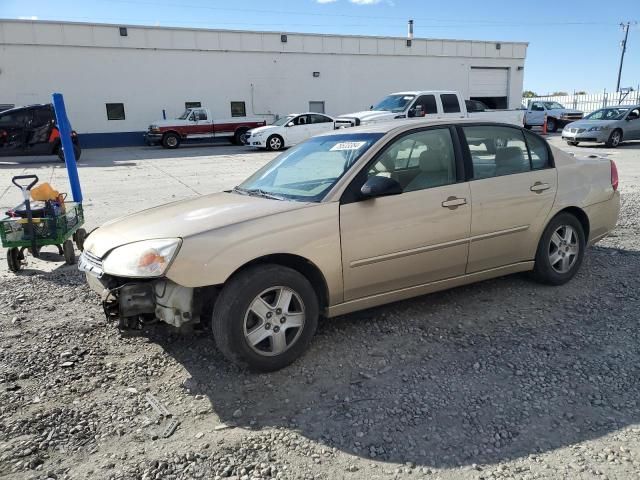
[309,101,325,114]
[106,103,125,120]
[231,101,246,117]
[185,101,201,109]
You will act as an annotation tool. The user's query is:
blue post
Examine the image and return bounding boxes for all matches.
[51,93,82,203]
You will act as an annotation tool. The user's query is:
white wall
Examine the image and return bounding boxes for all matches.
[0,21,527,135]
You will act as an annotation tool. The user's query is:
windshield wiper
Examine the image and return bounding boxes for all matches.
[232,186,286,201]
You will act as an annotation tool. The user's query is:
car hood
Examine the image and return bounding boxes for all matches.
[84,192,311,258]
[551,109,583,115]
[149,119,190,127]
[338,110,397,123]
[248,125,280,135]
[564,119,617,129]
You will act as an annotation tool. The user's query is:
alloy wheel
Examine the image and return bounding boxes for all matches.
[243,286,305,356]
[269,137,282,150]
[548,225,579,274]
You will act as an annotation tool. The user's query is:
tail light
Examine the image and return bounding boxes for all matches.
[610,160,619,191]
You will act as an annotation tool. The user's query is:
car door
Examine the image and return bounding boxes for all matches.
[439,93,466,120]
[460,125,557,273]
[283,115,311,145]
[192,109,213,137]
[408,94,439,119]
[339,126,471,301]
[0,109,30,156]
[309,114,335,137]
[26,106,55,154]
[623,108,640,139]
[527,102,546,126]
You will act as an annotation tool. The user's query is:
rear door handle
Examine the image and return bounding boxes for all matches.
[441,196,467,209]
[530,182,550,193]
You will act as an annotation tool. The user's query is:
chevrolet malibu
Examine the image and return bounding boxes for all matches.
[80,120,620,371]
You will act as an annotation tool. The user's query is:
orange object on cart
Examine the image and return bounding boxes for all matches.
[31,183,59,201]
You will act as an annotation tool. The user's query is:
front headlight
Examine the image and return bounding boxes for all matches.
[102,238,182,278]
[588,126,610,132]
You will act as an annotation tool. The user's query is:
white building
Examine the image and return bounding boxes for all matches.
[0,19,528,147]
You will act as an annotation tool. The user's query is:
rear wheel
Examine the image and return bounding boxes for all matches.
[234,128,249,146]
[57,144,82,162]
[605,129,622,148]
[162,132,181,149]
[63,239,76,265]
[531,213,585,285]
[212,264,319,371]
[266,135,284,151]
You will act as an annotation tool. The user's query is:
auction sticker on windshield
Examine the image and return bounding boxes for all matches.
[330,141,367,151]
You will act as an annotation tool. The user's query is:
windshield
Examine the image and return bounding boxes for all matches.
[177,110,191,120]
[237,133,384,202]
[543,102,565,110]
[585,108,629,121]
[271,115,295,127]
[372,94,415,113]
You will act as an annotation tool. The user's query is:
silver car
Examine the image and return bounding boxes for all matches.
[562,105,640,147]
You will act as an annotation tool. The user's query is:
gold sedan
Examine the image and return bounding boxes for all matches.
[80,120,620,371]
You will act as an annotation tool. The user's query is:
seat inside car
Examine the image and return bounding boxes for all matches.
[404,149,453,191]
[495,146,527,176]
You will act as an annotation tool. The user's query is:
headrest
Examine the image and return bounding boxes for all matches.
[419,148,450,173]
[495,147,526,175]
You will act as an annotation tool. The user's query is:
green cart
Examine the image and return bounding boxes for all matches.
[1,175,87,272]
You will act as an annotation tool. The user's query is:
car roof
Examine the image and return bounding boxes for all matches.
[386,91,459,96]
[601,104,640,109]
[317,118,520,137]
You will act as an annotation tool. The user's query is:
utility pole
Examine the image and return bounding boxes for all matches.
[616,22,630,93]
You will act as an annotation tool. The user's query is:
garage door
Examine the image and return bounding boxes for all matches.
[469,67,509,97]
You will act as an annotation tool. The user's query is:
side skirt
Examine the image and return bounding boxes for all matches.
[326,261,535,318]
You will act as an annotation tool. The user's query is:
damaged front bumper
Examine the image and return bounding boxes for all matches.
[79,251,197,330]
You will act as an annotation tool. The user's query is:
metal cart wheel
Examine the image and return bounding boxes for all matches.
[63,239,76,265]
[74,228,88,251]
[7,248,23,272]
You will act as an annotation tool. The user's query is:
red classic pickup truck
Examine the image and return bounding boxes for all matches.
[144,107,266,148]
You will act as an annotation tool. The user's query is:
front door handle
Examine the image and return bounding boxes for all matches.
[530,182,550,193]
[441,196,467,209]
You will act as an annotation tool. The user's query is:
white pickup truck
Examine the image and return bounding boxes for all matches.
[523,101,583,132]
[336,90,524,127]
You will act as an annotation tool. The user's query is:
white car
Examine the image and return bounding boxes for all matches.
[246,113,336,150]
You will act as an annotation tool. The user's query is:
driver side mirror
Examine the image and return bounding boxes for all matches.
[286,122,294,127]
[360,176,402,199]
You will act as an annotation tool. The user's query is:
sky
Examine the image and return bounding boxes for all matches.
[1,0,638,94]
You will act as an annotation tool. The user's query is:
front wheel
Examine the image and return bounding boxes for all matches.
[531,213,585,285]
[266,135,284,151]
[162,133,181,149]
[233,128,249,146]
[63,239,76,265]
[212,264,319,371]
[546,118,557,132]
[605,129,622,148]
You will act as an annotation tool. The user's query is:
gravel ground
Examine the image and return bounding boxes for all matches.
[1,138,640,480]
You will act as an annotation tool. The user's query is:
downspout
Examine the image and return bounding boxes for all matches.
[251,83,277,124]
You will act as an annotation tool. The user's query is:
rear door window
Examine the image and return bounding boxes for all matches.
[524,131,550,169]
[441,94,461,113]
[462,125,531,179]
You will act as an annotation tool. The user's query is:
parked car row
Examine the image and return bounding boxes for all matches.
[561,105,640,148]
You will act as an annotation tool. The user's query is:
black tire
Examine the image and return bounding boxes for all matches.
[566,140,579,146]
[63,239,76,265]
[546,117,557,133]
[531,213,585,286]
[74,228,87,251]
[266,135,284,151]
[7,248,22,273]
[524,124,532,130]
[162,132,181,149]
[212,264,319,371]
[57,144,82,162]
[605,129,623,148]
[233,128,249,146]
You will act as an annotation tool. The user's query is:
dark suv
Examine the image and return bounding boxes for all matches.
[0,104,81,162]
